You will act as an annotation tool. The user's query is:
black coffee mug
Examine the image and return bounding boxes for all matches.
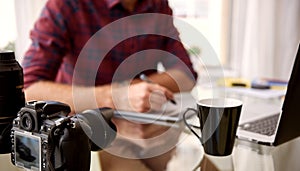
[184,98,242,156]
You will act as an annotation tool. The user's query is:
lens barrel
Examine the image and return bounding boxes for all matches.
[0,51,25,154]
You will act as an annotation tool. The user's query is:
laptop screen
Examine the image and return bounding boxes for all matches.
[275,43,300,145]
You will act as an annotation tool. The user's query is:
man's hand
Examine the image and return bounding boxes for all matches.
[109,81,179,148]
[112,82,174,113]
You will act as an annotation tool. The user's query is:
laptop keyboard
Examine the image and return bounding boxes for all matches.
[240,114,280,136]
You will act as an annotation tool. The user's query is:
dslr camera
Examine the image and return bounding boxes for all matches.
[11,100,116,171]
[0,52,116,171]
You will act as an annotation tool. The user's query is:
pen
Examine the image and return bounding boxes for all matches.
[139,74,177,105]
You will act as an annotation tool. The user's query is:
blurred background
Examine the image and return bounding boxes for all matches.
[1,0,299,81]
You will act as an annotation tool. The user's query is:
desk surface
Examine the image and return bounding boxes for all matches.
[166,86,300,171]
[1,87,299,171]
[166,130,300,171]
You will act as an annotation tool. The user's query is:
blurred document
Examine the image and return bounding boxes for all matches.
[224,87,286,99]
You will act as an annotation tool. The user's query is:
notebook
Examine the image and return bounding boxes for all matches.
[236,43,300,146]
[113,92,196,128]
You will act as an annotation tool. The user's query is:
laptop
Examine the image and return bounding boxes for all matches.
[236,43,300,146]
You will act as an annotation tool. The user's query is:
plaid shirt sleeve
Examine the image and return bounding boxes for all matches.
[22,0,72,88]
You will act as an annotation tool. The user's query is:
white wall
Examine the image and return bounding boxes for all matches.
[0,0,17,48]
[230,0,300,81]
[14,0,47,61]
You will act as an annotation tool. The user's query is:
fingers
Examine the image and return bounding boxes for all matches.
[128,82,174,112]
[148,83,173,98]
[112,81,175,112]
[148,90,167,111]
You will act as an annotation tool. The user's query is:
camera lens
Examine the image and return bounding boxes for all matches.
[20,113,35,131]
[0,51,25,118]
[79,108,116,150]
[0,51,25,154]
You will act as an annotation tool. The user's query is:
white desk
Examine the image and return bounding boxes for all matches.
[165,128,300,171]
[1,88,299,171]
[165,86,300,171]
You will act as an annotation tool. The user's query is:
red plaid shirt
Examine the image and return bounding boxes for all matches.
[23,0,197,88]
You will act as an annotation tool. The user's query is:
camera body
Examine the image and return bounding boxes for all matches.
[11,100,116,171]
[11,101,71,170]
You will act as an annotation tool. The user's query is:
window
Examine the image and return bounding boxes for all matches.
[168,0,231,67]
[0,0,17,51]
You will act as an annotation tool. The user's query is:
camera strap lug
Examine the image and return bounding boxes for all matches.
[54,117,71,127]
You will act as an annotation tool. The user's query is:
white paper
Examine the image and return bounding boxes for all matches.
[224,87,286,99]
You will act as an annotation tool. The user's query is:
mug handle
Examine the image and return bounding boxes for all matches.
[183,108,203,143]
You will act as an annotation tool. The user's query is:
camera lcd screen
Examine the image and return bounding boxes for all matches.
[14,131,41,171]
